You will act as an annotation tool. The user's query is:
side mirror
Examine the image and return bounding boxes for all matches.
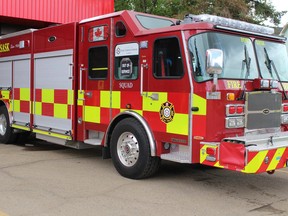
[206,49,223,75]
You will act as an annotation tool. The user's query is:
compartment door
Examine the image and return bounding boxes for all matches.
[33,50,74,135]
[13,58,31,126]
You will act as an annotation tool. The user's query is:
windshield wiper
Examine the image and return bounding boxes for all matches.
[238,45,251,100]
[264,48,274,78]
[194,39,202,76]
[264,47,288,100]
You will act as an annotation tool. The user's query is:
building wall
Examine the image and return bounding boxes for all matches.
[0,0,114,24]
[0,0,114,35]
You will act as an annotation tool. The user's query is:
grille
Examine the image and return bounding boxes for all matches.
[246,92,282,130]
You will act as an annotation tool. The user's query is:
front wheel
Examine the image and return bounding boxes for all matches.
[110,118,160,179]
[0,106,17,144]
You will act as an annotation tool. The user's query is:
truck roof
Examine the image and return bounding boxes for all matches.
[80,10,285,41]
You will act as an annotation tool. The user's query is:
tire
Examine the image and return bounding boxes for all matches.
[110,118,161,179]
[0,106,17,144]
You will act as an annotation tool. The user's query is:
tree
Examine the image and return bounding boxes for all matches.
[114,0,286,26]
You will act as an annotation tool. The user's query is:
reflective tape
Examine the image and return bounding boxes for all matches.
[112,91,120,109]
[33,128,72,140]
[34,88,73,119]
[192,94,206,116]
[84,106,100,123]
[54,104,69,119]
[42,89,54,103]
[142,92,168,112]
[20,88,30,101]
[100,91,110,108]
[243,151,267,173]
[167,113,189,135]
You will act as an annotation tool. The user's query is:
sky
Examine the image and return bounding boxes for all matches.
[270,0,288,26]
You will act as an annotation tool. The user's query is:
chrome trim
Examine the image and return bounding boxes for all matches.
[225,131,288,151]
[0,29,37,39]
[109,17,114,122]
[105,111,156,156]
[225,116,245,128]
[0,54,31,62]
[34,49,73,58]
[140,64,144,96]
[181,30,193,163]
[225,104,245,116]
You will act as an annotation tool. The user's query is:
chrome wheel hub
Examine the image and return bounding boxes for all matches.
[0,114,7,136]
[117,132,139,167]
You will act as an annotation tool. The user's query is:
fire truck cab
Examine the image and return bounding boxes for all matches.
[0,11,288,179]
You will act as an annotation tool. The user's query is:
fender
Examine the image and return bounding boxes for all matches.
[105,110,156,157]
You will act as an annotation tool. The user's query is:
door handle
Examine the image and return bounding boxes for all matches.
[79,65,87,92]
[140,63,148,96]
[148,93,159,101]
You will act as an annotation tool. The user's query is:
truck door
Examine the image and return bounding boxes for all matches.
[77,22,110,142]
[143,36,192,162]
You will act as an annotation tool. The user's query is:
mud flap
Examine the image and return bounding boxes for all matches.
[219,141,245,170]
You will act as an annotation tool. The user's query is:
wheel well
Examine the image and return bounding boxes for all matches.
[105,112,156,156]
[0,100,6,107]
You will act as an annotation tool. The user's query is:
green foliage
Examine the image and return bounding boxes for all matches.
[114,0,287,26]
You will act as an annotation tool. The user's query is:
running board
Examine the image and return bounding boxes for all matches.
[160,145,191,163]
[161,152,191,163]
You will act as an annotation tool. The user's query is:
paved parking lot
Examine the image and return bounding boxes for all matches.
[0,140,287,216]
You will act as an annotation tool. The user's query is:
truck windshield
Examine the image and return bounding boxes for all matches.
[188,32,258,82]
[255,40,288,81]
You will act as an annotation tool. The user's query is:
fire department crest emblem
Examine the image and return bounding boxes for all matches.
[160,101,175,123]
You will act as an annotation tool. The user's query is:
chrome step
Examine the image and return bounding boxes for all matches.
[84,138,102,145]
[161,152,191,163]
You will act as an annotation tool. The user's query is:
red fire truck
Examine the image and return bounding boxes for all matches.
[1,10,288,179]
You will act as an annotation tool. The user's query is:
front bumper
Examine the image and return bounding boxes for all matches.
[200,131,288,173]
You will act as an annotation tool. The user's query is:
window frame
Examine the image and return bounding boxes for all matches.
[153,36,184,79]
[88,45,109,80]
[115,21,127,37]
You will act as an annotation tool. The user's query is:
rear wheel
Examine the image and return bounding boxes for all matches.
[110,118,160,179]
[0,106,17,144]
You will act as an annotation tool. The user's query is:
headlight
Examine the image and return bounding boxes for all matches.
[225,117,245,128]
[270,80,279,89]
[281,114,288,124]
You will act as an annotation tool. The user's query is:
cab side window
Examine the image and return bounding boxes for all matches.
[88,46,108,79]
[153,38,183,78]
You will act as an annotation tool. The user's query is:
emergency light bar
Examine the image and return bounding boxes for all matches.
[184,14,274,35]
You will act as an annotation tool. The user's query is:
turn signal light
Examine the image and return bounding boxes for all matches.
[227,93,235,101]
